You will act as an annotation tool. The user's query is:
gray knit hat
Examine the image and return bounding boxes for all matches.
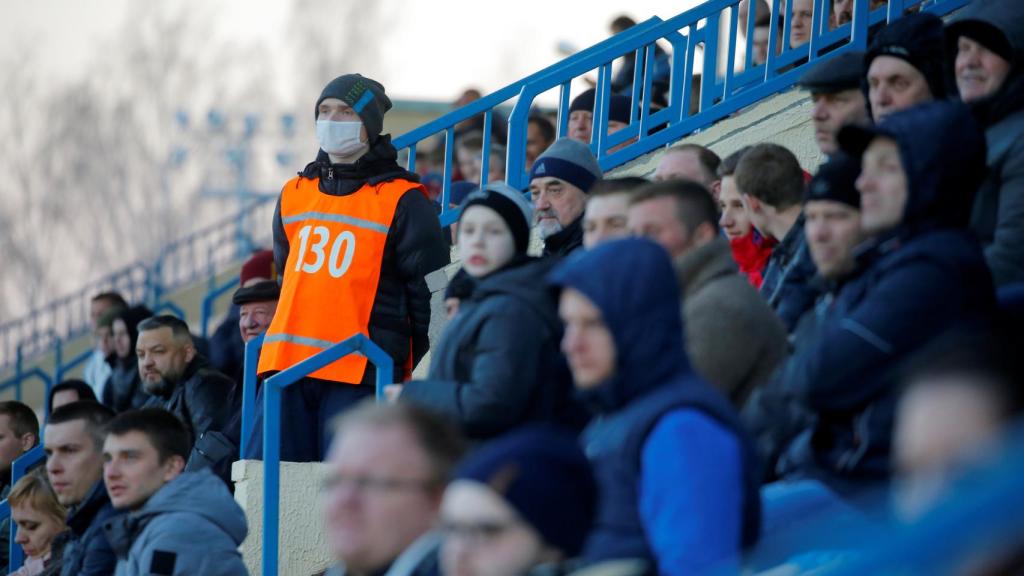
[460,182,534,254]
[528,138,603,192]
[315,74,392,138]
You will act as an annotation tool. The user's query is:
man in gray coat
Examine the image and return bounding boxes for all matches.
[102,408,248,575]
[946,0,1024,285]
[628,180,787,407]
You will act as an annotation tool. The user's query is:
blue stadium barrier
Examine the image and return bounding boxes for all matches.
[239,333,264,458]
[0,445,47,572]
[260,334,392,576]
[200,276,241,340]
[0,195,275,375]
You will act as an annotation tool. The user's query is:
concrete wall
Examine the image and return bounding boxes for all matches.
[233,460,334,576]
[614,87,824,179]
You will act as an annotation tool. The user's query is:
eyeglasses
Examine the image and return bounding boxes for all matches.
[438,518,523,546]
[322,474,438,496]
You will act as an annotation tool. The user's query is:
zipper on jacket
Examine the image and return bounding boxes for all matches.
[327,167,334,180]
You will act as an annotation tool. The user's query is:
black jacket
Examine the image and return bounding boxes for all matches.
[102,359,150,413]
[400,258,578,440]
[780,102,995,491]
[759,215,820,333]
[542,215,584,259]
[143,357,237,450]
[272,136,450,383]
[58,481,122,576]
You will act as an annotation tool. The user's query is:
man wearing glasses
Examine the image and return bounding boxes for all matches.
[321,402,464,576]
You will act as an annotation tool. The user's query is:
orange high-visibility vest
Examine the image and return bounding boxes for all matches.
[258,176,424,383]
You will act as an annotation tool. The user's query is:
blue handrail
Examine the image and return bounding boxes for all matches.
[200,277,241,340]
[0,194,275,374]
[239,333,264,458]
[0,445,47,572]
[260,333,393,576]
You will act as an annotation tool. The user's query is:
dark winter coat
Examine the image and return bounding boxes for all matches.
[542,215,584,259]
[58,481,123,576]
[272,136,450,383]
[400,258,578,440]
[103,361,150,413]
[781,102,996,490]
[143,357,237,450]
[946,0,1024,285]
[759,215,820,332]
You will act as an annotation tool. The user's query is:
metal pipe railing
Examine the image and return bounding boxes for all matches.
[259,333,392,576]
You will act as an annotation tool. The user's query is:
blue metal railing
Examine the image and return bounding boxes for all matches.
[0,195,276,375]
[200,277,241,341]
[260,334,392,576]
[394,0,969,228]
[239,333,264,458]
[0,446,47,572]
[392,16,666,226]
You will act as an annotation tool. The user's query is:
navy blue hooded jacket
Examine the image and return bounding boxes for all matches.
[781,101,996,490]
[550,238,760,575]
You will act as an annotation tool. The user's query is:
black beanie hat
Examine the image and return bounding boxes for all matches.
[569,88,634,124]
[459,182,534,255]
[805,152,861,209]
[315,74,393,138]
[454,425,597,557]
[866,13,947,101]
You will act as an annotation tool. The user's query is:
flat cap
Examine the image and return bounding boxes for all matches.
[798,51,864,93]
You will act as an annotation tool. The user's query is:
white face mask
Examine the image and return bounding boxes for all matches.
[316,120,366,158]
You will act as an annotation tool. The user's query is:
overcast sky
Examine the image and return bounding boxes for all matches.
[3,0,703,104]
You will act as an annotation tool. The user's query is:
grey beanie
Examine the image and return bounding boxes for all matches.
[315,74,392,138]
[528,138,603,192]
[460,182,534,254]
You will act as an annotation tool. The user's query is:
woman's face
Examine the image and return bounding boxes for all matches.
[718,176,753,239]
[458,206,516,278]
[13,503,64,559]
[112,318,132,359]
[440,481,551,576]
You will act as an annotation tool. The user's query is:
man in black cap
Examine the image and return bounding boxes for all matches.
[251,74,450,462]
[743,153,865,480]
[864,12,947,121]
[567,88,635,152]
[946,0,1024,286]
[799,52,870,156]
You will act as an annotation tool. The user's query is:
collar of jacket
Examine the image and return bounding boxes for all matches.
[543,215,584,256]
[772,213,807,267]
[67,480,112,535]
[301,134,420,197]
[673,236,738,298]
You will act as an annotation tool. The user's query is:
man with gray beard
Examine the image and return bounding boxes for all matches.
[136,316,237,453]
[529,138,603,258]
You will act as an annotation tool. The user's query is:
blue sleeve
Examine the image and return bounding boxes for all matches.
[640,409,742,576]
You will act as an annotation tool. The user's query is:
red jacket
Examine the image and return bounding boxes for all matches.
[729,232,775,288]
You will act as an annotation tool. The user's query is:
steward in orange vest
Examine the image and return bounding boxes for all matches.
[247,74,449,462]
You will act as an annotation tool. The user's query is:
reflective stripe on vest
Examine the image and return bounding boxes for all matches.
[257,176,425,383]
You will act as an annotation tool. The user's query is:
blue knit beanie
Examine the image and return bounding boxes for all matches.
[528,138,603,193]
[454,425,597,556]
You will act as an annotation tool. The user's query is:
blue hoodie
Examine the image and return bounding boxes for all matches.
[780,101,996,489]
[550,238,760,575]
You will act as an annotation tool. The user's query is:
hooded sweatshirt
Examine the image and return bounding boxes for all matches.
[104,469,248,576]
[549,238,760,575]
[401,257,580,440]
[945,0,1024,285]
[781,102,996,490]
